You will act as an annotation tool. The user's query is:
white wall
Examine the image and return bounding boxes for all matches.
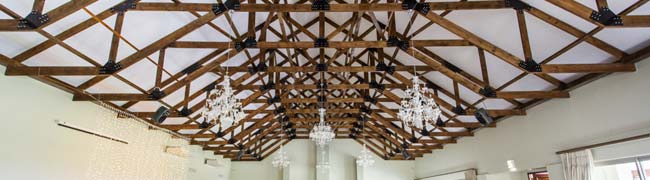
[415,58,650,179]
[0,65,230,180]
[230,139,415,180]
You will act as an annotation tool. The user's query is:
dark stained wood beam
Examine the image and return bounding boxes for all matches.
[168,40,472,48]
[134,1,506,12]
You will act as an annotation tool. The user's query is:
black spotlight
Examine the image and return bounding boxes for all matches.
[474,108,494,126]
[151,106,170,124]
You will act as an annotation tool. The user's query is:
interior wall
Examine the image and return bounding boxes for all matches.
[0,66,230,180]
[414,58,650,179]
[230,139,415,180]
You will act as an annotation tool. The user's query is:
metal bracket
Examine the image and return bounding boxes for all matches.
[267,96,281,104]
[318,95,327,103]
[274,106,286,114]
[435,118,446,127]
[505,0,531,10]
[318,82,328,89]
[227,138,237,144]
[369,81,385,91]
[314,37,329,47]
[111,0,137,13]
[360,106,372,114]
[312,0,330,11]
[199,121,210,129]
[376,63,396,74]
[452,105,466,115]
[182,63,202,74]
[211,0,241,15]
[259,82,275,91]
[479,86,497,98]
[420,128,430,136]
[99,61,122,74]
[316,63,328,72]
[179,107,193,117]
[409,137,418,143]
[364,95,378,104]
[248,62,268,74]
[591,7,623,26]
[518,59,542,72]
[149,88,166,100]
[244,37,257,48]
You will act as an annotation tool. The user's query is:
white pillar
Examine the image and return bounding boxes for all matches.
[316,144,330,180]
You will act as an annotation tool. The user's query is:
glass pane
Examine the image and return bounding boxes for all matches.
[593,162,641,180]
[642,160,650,179]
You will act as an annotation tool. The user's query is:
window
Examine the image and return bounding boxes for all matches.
[528,171,549,180]
[594,162,640,180]
[641,159,650,179]
[593,156,650,180]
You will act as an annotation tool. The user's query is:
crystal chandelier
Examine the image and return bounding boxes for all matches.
[309,108,335,147]
[272,145,291,168]
[356,144,375,167]
[398,75,442,129]
[201,75,245,128]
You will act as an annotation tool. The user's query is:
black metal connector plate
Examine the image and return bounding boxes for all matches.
[518,59,542,72]
[199,121,210,129]
[267,96,281,104]
[274,106,286,114]
[364,95,377,104]
[401,0,417,10]
[435,118,445,127]
[590,8,623,26]
[312,0,330,11]
[387,36,400,47]
[318,95,327,103]
[479,86,497,98]
[259,82,275,91]
[360,106,372,114]
[149,88,166,100]
[316,63,328,71]
[420,129,430,136]
[314,37,329,47]
[318,82,328,89]
[505,0,531,10]
[99,61,122,74]
[179,107,193,117]
[111,0,137,13]
[452,105,466,115]
[414,3,430,14]
[244,37,257,48]
[369,81,385,91]
[376,63,396,74]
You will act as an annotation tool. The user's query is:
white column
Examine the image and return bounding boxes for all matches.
[316,144,330,180]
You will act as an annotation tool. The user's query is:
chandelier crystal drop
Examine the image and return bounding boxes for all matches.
[272,145,291,168]
[201,75,245,128]
[309,108,335,147]
[398,75,442,129]
[356,144,375,168]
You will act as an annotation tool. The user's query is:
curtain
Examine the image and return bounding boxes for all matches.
[560,149,594,180]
